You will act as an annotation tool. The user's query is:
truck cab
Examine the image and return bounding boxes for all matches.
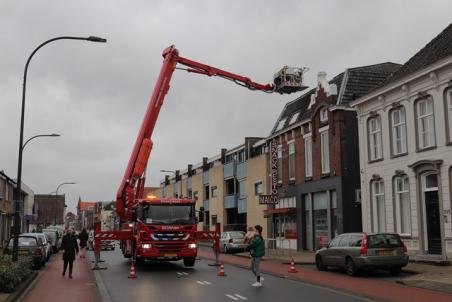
[121,198,198,267]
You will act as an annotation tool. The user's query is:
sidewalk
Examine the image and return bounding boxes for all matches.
[20,251,97,302]
[198,249,452,302]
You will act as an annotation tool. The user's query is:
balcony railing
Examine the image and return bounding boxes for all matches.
[223,161,236,179]
[236,162,247,180]
[203,199,209,211]
[224,194,238,209]
[238,197,247,213]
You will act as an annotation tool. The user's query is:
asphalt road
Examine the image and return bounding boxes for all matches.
[90,247,373,302]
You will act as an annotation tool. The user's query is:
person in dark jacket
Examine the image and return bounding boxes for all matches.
[245,225,265,287]
[78,228,89,258]
[61,228,79,278]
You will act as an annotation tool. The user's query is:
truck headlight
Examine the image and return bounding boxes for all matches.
[142,243,152,249]
[188,243,197,249]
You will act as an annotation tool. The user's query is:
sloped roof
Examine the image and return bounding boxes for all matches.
[270,62,400,135]
[78,201,96,212]
[379,23,452,87]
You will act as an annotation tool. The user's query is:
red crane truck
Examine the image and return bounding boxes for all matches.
[93,45,305,268]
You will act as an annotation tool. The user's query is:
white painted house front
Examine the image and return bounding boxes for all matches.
[351,24,452,260]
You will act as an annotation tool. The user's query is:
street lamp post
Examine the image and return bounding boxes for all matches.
[54,182,75,226]
[12,35,107,262]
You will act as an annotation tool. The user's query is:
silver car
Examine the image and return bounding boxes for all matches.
[315,232,409,276]
[220,231,246,253]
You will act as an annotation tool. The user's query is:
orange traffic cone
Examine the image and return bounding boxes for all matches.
[218,261,227,276]
[128,261,137,279]
[288,257,297,273]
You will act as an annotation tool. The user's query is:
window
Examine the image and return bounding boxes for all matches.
[163,186,167,197]
[368,116,382,161]
[446,90,452,142]
[391,108,407,155]
[304,135,312,177]
[211,215,218,225]
[254,181,263,195]
[394,176,411,235]
[288,142,295,180]
[275,118,287,132]
[371,179,386,232]
[320,107,328,123]
[277,145,283,183]
[289,112,300,125]
[417,97,435,149]
[193,191,199,201]
[211,186,218,198]
[320,130,330,174]
[238,150,245,162]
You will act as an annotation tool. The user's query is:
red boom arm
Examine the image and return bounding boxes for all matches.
[116,45,275,218]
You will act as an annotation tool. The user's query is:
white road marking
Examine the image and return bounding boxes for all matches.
[182,272,189,275]
[234,294,247,300]
[197,281,206,285]
[226,295,239,301]
[177,272,184,276]
[204,281,211,285]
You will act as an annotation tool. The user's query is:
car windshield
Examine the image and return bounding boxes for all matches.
[367,234,403,248]
[142,204,195,225]
[42,231,56,240]
[9,237,37,247]
[229,232,245,239]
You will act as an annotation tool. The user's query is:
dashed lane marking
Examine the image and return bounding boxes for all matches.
[196,280,211,285]
[234,294,247,300]
[177,272,183,276]
[226,295,239,301]
[181,272,188,275]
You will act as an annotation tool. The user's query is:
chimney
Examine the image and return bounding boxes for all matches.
[187,164,193,176]
[221,148,227,164]
[175,170,181,181]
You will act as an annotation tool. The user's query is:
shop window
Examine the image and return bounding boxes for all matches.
[313,192,328,249]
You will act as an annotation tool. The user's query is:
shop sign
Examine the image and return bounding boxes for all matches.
[259,139,279,204]
[284,228,297,239]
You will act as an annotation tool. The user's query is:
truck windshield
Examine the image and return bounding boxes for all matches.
[142,204,195,225]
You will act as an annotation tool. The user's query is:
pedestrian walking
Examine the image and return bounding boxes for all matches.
[78,228,89,258]
[61,228,79,279]
[245,225,265,287]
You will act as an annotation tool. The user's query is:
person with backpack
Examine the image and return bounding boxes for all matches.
[245,225,265,287]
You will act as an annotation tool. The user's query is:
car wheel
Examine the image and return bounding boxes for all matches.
[390,266,402,276]
[345,258,357,276]
[315,255,327,271]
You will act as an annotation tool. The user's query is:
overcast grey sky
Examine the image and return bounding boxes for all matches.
[1,0,451,214]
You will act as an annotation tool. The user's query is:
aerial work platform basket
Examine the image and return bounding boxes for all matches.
[273,66,308,94]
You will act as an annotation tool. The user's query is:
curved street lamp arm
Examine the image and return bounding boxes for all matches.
[22,134,59,151]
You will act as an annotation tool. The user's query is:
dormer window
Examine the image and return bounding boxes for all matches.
[289,112,300,125]
[320,107,328,123]
[275,118,287,132]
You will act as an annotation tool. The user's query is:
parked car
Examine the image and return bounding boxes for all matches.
[23,233,52,262]
[42,229,61,253]
[315,232,409,276]
[220,231,246,253]
[4,235,46,269]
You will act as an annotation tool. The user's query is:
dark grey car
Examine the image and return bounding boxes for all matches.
[315,232,409,276]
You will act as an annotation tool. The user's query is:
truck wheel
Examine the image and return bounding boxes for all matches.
[183,257,196,267]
